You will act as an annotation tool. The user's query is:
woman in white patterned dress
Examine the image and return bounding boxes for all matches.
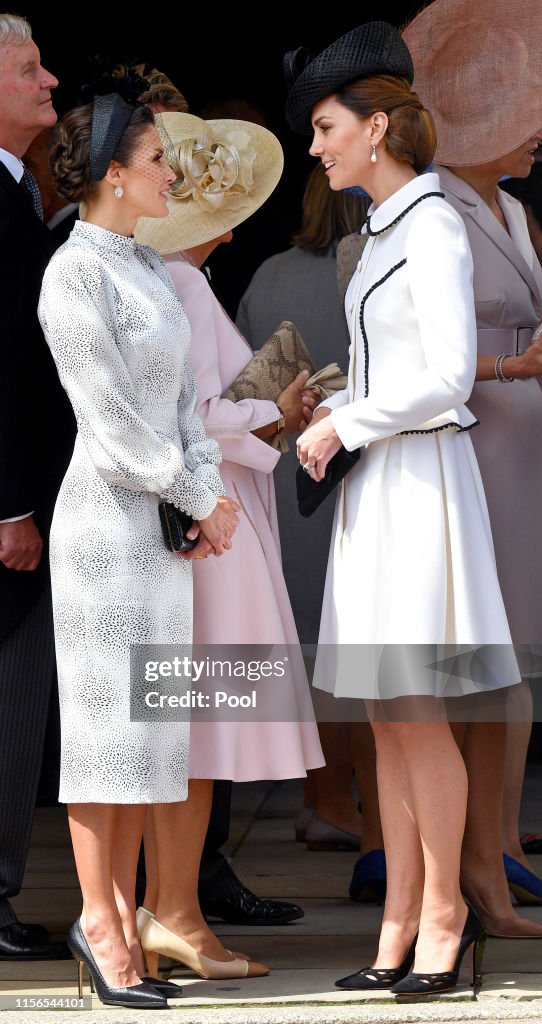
[38,95,239,1008]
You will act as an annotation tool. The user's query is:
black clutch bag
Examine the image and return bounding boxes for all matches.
[158,501,197,552]
[296,446,361,518]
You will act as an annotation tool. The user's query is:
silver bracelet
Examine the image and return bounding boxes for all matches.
[494,352,515,382]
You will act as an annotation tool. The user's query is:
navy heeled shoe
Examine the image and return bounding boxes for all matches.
[349,849,386,903]
[390,906,485,998]
[335,935,417,990]
[504,853,542,906]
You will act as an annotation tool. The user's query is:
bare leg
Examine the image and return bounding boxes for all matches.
[459,721,542,936]
[391,720,469,973]
[68,803,143,988]
[145,780,235,960]
[312,723,362,835]
[502,681,535,868]
[370,721,423,968]
[352,722,383,854]
[112,806,149,977]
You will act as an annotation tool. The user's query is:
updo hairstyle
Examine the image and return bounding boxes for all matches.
[336,75,436,173]
[49,102,155,203]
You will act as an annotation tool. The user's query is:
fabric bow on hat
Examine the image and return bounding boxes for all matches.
[171,140,241,206]
[158,116,249,210]
[135,112,283,253]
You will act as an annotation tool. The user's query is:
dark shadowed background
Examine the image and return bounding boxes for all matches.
[16,3,429,313]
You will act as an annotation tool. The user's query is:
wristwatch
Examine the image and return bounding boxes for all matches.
[275,405,286,434]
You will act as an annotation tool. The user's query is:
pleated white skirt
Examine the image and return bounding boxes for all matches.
[315,429,520,699]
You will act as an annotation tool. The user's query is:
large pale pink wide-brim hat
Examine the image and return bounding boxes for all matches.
[135,113,283,253]
[403,0,542,166]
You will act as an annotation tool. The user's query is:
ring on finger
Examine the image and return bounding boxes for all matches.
[303,463,315,474]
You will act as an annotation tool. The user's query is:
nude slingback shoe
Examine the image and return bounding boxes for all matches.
[141,917,268,979]
[136,906,253,965]
[136,906,154,935]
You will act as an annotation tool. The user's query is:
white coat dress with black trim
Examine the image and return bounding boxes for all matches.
[314,173,520,701]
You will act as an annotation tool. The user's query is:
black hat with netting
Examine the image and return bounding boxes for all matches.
[89,93,139,181]
[284,22,414,135]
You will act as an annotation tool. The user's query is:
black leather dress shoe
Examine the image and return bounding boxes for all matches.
[201,886,304,925]
[0,922,71,960]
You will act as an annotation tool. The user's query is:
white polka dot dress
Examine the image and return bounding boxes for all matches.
[38,221,225,803]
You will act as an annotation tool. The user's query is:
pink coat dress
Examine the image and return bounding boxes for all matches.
[165,254,325,780]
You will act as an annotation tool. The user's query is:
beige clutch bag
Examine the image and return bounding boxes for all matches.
[223,320,347,451]
[223,320,315,403]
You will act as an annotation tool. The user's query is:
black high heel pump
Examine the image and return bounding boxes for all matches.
[142,975,183,997]
[87,972,183,1000]
[335,934,417,990]
[390,906,486,997]
[68,918,167,1009]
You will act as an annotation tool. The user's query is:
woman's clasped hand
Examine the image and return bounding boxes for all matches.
[277,369,319,434]
[296,405,341,480]
[180,496,241,560]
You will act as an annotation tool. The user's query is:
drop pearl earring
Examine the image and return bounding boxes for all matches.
[370,144,377,163]
[114,186,124,199]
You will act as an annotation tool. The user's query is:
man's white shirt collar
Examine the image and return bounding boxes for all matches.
[0,148,24,183]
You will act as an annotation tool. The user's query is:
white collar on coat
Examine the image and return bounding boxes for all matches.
[363,171,443,236]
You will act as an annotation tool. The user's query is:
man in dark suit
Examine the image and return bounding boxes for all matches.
[0,12,75,960]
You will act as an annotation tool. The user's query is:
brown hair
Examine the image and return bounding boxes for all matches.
[129,64,189,112]
[49,102,155,203]
[336,75,436,174]
[293,163,369,254]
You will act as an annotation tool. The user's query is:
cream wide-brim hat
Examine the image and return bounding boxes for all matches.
[403,0,542,166]
[134,113,284,253]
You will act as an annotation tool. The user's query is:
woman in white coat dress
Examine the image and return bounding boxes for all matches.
[286,23,520,997]
[38,96,239,1008]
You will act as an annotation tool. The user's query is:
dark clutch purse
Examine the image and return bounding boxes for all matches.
[159,501,197,552]
[296,447,361,518]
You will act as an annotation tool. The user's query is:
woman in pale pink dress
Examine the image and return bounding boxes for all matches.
[134,112,324,980]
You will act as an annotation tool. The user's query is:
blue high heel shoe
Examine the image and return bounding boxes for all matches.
[503,853,542,906]
[349,849,386,904]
